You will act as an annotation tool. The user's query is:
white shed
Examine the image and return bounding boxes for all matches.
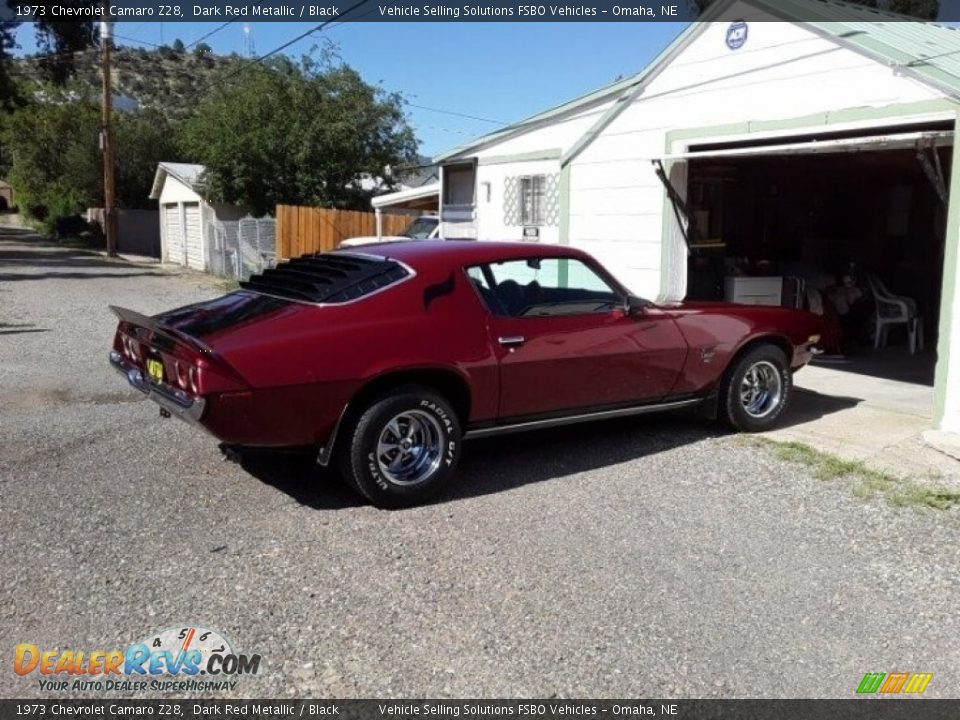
[149,162,248,271]
[435,0,960,435]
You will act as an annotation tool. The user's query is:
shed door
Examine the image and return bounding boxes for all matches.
[183,202,204,270]
[163,204,184,266]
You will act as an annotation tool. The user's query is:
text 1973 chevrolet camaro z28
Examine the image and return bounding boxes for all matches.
[109,241,821,508]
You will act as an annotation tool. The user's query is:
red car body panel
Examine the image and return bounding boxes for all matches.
[109,241,821,450]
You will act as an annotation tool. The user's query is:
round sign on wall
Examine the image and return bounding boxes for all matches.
[726,21,748,50]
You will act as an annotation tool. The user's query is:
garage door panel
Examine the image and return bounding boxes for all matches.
[163,204,183,265]
[183,203,203,270]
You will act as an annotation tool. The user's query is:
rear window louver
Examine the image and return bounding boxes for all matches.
[239,253,410,304]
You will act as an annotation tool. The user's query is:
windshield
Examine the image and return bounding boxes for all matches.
[401,217,438,239]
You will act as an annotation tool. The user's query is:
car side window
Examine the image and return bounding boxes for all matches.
[467,258,622,318]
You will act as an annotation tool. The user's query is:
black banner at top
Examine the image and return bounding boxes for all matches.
[4,0,960,22]
[2,700,960,720]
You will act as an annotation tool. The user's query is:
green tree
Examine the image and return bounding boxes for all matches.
[3,90,183,227]
[3,90,101,223]
[181,57,417,215]
[193,42,213,57]
[171,38,185,53]
[888,0,939,18]
[0,21,22,110]
[114,109,182,208]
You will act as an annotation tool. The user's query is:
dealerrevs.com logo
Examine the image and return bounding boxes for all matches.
[14,625,263,693]
[856,672,933,695]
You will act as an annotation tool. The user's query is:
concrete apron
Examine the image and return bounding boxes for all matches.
[762,362,960,488]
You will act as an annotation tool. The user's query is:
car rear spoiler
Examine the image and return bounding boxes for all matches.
[110,305,215,355]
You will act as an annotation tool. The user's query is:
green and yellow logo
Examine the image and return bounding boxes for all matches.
[856,672,933,695]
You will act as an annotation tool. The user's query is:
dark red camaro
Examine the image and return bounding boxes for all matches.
[110,241,821,507]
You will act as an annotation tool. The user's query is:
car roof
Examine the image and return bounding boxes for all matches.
[337,240,588,271]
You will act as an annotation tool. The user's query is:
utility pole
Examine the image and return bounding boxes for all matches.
[100,16,117,257]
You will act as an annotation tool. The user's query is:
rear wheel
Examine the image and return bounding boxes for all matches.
[338,385,461,508]
[720,344,792,432]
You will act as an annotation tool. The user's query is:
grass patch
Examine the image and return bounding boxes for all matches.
[751,437,960,511]
[216,277,241,292]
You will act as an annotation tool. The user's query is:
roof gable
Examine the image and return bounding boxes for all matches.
[149,162,206,200]
[434,0,960,164]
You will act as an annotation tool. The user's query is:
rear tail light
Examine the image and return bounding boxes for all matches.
[172,361,201,394]
[121,335,141,362]
[174,361,189,390]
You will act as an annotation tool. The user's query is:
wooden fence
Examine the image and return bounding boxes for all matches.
[275,204,412,259]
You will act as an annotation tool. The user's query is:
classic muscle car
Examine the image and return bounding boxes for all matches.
[109,241,821,508]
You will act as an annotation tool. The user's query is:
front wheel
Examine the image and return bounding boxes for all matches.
[719,344,792,432]
[338,386,462,508]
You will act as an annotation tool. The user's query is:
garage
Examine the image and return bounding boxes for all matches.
[151,162,250,272]
[674,124,951,385]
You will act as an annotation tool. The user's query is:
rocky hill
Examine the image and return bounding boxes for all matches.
[14,46,246,119]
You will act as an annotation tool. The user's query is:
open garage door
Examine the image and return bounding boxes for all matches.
[665,123,952,384]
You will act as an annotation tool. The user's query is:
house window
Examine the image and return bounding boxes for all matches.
[444,164,476,206]
[503,173,559,227]
[520,175,546,225]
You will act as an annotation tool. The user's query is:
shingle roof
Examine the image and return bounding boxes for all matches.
[434,0,960,163]
[148,162,206,200]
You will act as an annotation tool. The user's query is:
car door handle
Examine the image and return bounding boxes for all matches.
[498,336,526,347]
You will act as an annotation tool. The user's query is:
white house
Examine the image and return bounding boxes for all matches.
[434,0,960,435]
[149,162,248,271]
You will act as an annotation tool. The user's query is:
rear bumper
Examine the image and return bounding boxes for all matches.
[108,351,206,424]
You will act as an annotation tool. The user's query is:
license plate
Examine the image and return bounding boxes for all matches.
[145,358,164,384]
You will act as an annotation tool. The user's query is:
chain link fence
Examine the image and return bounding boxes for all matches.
[205,215,277,281]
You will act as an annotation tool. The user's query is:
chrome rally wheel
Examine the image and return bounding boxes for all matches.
[339,385,462,509]
[721,344,791,432]
[739,360,783,419]
[375,410,444,486]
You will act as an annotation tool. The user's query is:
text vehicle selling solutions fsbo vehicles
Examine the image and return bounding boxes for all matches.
[109,241,821,508]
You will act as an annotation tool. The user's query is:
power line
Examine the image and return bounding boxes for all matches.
[185,21,233,50]
[112,33,166,49]
[406,102,506,125]
[217,0,370,84]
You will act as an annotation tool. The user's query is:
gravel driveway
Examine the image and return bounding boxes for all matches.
[1,230,958,699]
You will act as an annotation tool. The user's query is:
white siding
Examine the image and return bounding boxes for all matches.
[157,176,203,205]
[471,98,616,160]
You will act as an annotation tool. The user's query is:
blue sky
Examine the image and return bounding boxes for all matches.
[14,21,687,158]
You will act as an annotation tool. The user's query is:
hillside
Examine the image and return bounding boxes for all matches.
[14,46,247,119]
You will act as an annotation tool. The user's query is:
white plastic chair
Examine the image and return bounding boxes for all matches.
[865,273,922,354]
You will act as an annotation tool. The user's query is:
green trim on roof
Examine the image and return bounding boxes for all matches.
[476,149,561,166]
[664,98,958,146]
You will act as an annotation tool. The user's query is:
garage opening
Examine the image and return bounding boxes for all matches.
[673,124,952,387]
